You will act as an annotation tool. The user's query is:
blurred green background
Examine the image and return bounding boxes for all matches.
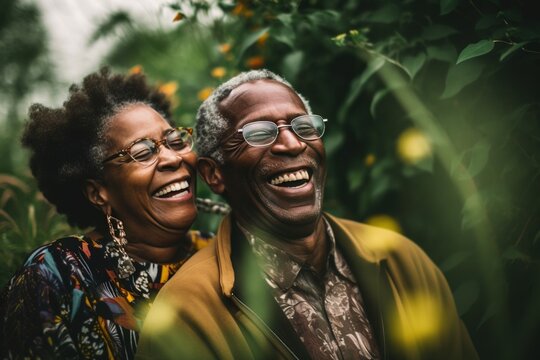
[1,0,539,358]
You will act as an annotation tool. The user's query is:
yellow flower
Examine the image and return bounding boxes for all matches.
[364,153,376,167]
[246,56,264,69]
[158,81,178,98]
[128,65,143,74]
[396,128,432,164]
[218,43,231,54]
[257,31,269,46]
[211,67,226,79]
[197,87,214,101]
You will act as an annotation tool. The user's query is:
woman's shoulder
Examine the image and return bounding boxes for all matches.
[22,234,95,266]
[5,235,100,289]
[187,229,215,251]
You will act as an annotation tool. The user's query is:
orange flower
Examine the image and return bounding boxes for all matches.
[173,12,185,22]
[197,87,214,101]
[232,2,253,17]
[128,65,143,74]
[246,56,264,69]
[257,31,269,46]
[218,43,231,54]
[211,67,226,78]
[158,81,178,98]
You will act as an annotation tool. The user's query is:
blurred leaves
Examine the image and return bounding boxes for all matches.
[1,0,539,358]
[90,11,133,44]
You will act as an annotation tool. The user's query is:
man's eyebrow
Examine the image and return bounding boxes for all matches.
[247,113,307,123]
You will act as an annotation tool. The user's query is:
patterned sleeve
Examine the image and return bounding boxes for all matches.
[0,247,78,359]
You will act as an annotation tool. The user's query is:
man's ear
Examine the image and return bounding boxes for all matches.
[198,157,226,195]
[84,179,111,214]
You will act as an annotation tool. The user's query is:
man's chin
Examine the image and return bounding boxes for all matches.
[266,205,322,234]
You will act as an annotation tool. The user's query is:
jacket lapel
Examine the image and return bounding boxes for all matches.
[229,221,311,360]
[325,214,397,360]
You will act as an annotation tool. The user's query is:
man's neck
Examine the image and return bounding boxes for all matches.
[239,218,329,274]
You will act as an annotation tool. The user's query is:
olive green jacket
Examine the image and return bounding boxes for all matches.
[137,214,478,360]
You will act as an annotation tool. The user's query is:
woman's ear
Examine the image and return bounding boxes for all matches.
[197,157,226,195]
[84,179,111,214]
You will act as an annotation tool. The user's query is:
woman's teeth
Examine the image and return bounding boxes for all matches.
[154,180,189,198]
[269,169,309,186]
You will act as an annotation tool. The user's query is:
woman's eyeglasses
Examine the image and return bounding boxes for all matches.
[238,115,327,147]
[102,127,193,166]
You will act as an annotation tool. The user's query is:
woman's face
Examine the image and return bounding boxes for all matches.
[100,103,197,247]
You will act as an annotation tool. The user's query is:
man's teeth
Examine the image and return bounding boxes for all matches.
[270,170,309,185]
[154,181,189,197]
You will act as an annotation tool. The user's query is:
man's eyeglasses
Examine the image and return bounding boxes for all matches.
[238,114,327,147]
[102,127,194,165]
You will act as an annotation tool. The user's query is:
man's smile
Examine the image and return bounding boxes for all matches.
[268,168,311,187]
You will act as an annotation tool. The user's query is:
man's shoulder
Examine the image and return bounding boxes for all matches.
[327,214,426,259]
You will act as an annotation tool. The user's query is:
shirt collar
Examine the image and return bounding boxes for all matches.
[239,217,356,290]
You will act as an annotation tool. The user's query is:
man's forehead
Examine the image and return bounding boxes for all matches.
[219,79,302,110]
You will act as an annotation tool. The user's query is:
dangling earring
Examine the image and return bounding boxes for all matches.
[106,214,136,278]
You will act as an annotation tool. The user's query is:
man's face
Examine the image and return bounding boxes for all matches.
[217,79,326,239]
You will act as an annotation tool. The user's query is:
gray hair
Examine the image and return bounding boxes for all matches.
[195,69,312,163]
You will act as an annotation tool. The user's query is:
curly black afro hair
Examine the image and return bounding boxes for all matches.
[22,67,173,229]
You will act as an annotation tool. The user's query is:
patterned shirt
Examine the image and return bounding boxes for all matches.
[242,220,380,360]
[0,230,212,360]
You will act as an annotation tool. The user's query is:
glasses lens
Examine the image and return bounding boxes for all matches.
[292,115,325,140]
[242,121,278,146]
[166,128,193,154]
[129,139,157,163]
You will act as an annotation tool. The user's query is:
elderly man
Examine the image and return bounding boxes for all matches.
[137,70,478,360]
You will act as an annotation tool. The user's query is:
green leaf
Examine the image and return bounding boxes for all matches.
[452,140,491,179]
[461,193,487,229]
[440,0,460,15]
[441,60,484,98]
[453,281,479,316]
[307,10,340,28]
[440,252,471,272]
[237,27,270,60]
[347,168,363,191]
[338,57,385,122]
[502,246,531,262]
[90,11,132,44]
[475,14,500,30]
[324,131,344,157]
[364,4,400,24]
[421,24,458,41]
[269,25,294,48]
[426,44,457,63]
[370,88,392,119]
[402,52,426,79]
[499,41,529,61]
[456,40,494,64]
[466,141,491,177]
[281,51,303,83]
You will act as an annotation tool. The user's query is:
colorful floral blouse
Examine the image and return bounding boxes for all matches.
[0,231,212,359]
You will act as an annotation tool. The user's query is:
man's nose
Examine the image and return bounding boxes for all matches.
[270,126,306,156]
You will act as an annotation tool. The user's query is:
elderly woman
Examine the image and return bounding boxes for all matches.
[0,68,215,359]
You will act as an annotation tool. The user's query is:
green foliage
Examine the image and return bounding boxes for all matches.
[1,0,538,358]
